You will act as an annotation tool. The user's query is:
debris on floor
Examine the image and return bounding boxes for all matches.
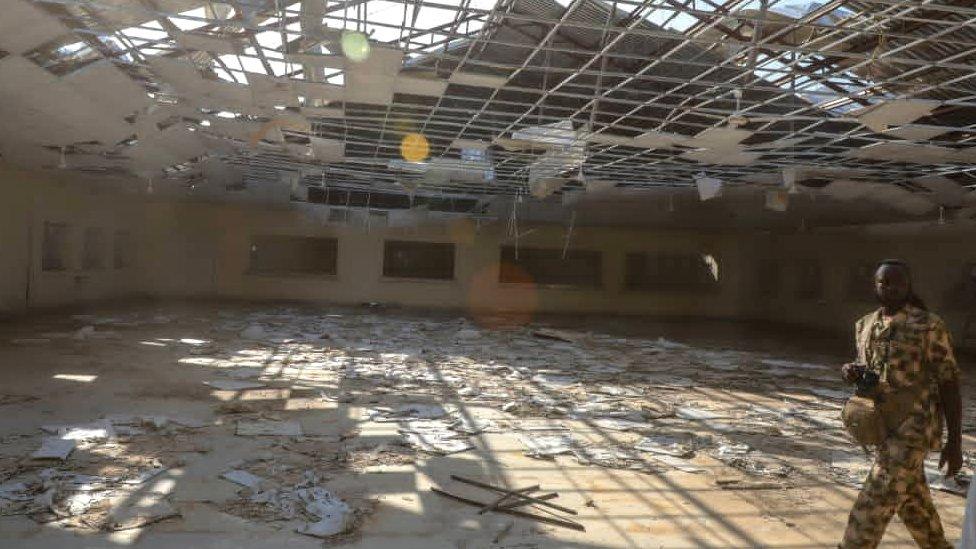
[433,475,585,532]
[519,434,576,459]
[236,419,304,437]
[218,462,375,541]
[294,487,352,538]
[532,328,581,343]
[31,438,77,461]
[204,380,267,391]
[399,420,475,455]
[3,304,970,545]
[220,469,265,490]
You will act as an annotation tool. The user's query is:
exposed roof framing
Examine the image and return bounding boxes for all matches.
[0,0,974,204]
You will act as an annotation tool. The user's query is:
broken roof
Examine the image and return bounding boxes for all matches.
[0,0,973,209]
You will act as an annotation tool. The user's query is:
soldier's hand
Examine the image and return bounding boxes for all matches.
[939,440,963,479]
[841,362,862,384]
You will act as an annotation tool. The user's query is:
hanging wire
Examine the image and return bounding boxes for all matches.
[561,211,576,260]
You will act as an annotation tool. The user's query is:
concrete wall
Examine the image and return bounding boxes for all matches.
[3,165,973,348]
[136,200,976,344]
[137,201,767,321]
[0,169,31,316]
[765,222,976,343]
[0,166,143,316]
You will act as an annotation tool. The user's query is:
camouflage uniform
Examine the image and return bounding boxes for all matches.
[840,305,959,549]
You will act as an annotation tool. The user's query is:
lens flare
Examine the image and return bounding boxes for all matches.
[467,263,538,329]
[340,31,371,63]
[400,133,430,163]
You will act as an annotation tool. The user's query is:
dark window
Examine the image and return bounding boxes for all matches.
[500,247,602,288]
[248,235,338,275]
[42,222,69,271]
[755,260,780,298]
[624,252,719,292]
[847,262,878,302]
[383,240,455,280]
[113,230,133,270]
[328,208,350,224]
[796,260,823,300]
[82,228,106,270]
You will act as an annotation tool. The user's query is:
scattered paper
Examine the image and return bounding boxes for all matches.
[295,487,352,538]
[635,435,696,458]
[676,407,728,421]
[104,494,179,531]
[221,470,265,491]
[32,437,76,460]
[519,434,576,458]
[41,420,115,441]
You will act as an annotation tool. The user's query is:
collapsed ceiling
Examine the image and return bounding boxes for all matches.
[0,0,975,221]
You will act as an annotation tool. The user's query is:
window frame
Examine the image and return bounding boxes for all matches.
[381,240,456,281]
[113,230,133,270]
[41,221,70,272]
[246,234,339,277]
[846,261,879,303]
[81,227,107,271]
[795,259,824,301]
[498,246,603,289]
[622,251,721,293]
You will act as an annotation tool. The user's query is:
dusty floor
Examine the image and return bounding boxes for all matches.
[0,301,974,548]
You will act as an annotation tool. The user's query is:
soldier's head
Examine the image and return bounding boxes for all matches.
[874,259,914,311]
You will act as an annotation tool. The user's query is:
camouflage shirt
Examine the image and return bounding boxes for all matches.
[855,305,959,450]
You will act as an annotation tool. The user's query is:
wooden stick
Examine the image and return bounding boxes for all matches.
[450,475,578,515]
[496,492,559,510]
[431,487,586,532]
[479,485,539,515]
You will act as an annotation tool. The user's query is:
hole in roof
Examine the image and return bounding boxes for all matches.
[213,67,234,81]
[23,35,102,76]
[255,31,283,50]
[170,7,210,31]
[643,7,698,32]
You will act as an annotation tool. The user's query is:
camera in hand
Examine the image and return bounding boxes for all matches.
[855,368,880,396]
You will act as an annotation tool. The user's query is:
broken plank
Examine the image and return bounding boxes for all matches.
[478,484,539,515]
[450,475,578,515]
[431,487,585,532]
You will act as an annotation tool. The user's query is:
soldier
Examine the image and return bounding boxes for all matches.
[839,259,963,548]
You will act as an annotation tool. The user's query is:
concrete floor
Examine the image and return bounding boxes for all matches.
[0,301,971,548]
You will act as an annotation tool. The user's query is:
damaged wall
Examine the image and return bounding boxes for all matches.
[136,200,769,320]
[0,166,144,315]
[133,198,976,346]
[4,165,973,349]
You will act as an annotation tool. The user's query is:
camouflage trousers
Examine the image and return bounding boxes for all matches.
[840,441,951,548]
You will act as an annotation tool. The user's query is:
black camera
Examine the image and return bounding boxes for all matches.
[855,369,880,396]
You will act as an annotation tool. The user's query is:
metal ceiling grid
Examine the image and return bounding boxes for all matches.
[3,0,976,203]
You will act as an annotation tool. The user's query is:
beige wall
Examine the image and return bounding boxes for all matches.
[0,169,31,316]
[139,201,767,321]
[4,165,973,348]
[0,166,143,316]
[765,223,976,343]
